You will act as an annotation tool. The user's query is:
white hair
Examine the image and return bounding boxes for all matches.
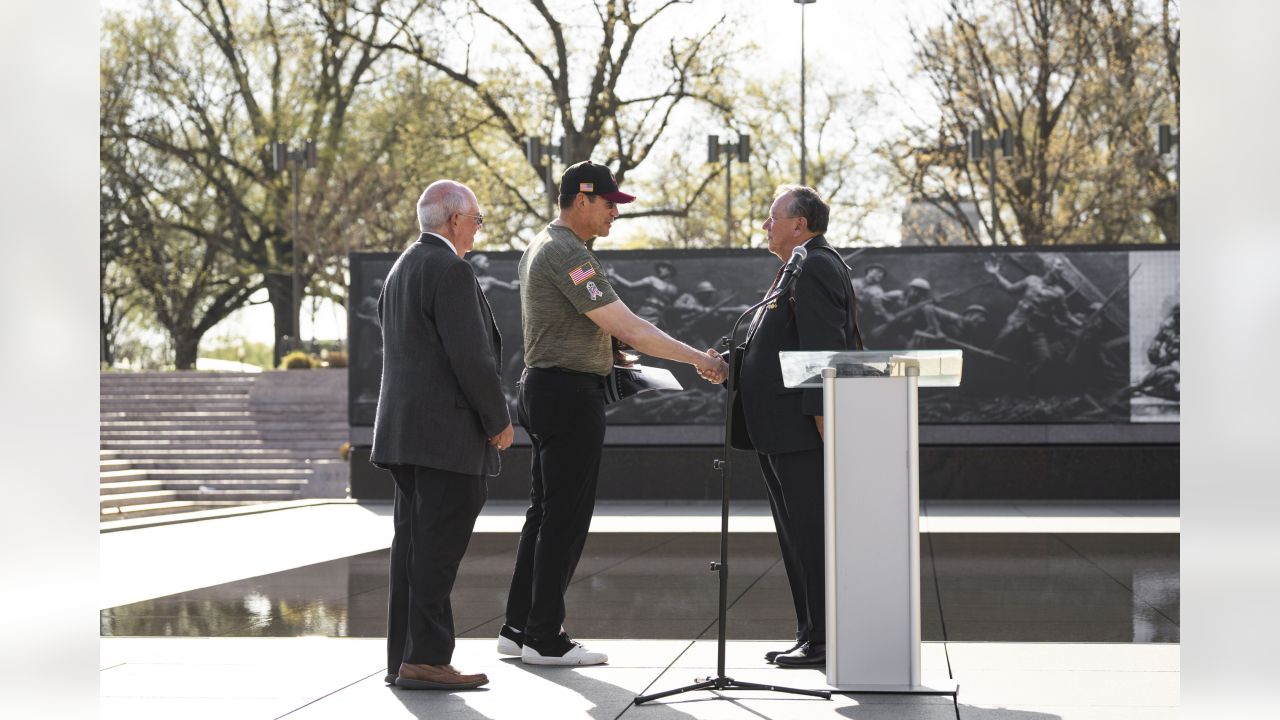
[417,180,475,231]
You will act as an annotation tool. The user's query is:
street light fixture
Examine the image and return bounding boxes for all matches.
[795,0,816,187]
[524,136,568,219]
[1157,123,1180,234]
[968,127,1013,244]
[273,139,316,352]
[707,133,751,247]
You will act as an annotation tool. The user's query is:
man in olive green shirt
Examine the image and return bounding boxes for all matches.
[499,161,727,666]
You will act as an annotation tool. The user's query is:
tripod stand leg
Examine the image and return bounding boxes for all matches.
[633,679,718,705]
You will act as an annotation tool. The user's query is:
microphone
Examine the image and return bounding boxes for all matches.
[776,246,809,291]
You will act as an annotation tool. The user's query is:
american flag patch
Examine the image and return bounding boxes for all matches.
[579,182,594,192]
[569,262,597,285]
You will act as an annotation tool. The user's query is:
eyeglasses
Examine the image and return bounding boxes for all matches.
[766,215,799,224]
[457,213,485,227]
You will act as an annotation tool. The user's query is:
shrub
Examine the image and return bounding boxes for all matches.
[324,350,349,368]
[280,351,316,369]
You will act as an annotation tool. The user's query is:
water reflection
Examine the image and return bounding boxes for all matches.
[101,549,390,638]
[101,533,1179,643]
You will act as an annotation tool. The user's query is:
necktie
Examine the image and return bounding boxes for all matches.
[745,264,786,343]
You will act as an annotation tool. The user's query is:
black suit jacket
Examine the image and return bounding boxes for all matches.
[371,234,510,475]
[733,235,859,455]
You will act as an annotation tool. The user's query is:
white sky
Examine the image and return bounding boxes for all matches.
[106,0,952,350]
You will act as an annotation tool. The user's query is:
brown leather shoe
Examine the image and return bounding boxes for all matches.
[395,663,489,690]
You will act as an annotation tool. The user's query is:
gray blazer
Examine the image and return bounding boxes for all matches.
[370,234,510,476]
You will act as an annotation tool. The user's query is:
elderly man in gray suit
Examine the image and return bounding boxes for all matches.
[371,179,514,691]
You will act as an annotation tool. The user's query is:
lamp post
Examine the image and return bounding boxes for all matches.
[707,134,751,247]
[795,0,816,187]
[524,136,567,219]
[273,139,316,350]
[1158,122,1180,196]
[968,127,1013,244]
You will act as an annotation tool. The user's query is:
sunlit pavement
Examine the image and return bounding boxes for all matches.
[100,501,1179,719]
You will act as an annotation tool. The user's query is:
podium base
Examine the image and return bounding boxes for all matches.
[830,678,959,720]
[829,678,958,694]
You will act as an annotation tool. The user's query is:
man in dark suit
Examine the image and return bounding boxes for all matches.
[732,185,860,668]
[371,179,514,690]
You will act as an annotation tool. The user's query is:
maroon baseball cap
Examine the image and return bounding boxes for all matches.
[559,160,635,204]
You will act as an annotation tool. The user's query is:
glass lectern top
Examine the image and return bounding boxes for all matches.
[779,349,963,388]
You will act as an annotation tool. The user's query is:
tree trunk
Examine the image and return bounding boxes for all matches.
[1151,194,1179,244]
[173,331,200,370]
[265,272,297,368]
[100,305,114,367]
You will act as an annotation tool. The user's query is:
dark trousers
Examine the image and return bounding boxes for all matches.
[387,464,486,671]
[505,367,606,640]
[758,448,826,646]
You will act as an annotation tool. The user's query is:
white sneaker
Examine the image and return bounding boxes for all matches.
[520,636,608,666]
[496,624,524,657]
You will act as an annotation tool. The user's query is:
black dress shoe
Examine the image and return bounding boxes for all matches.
[774,642,825,667]
[764,641,804,663]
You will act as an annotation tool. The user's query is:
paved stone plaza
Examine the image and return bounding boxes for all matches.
[100,501,1179,719]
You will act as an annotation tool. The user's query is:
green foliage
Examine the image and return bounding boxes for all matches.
[280,351,318,370]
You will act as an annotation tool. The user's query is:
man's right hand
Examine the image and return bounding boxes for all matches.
[489,423,514,451]
[695,349,728,384]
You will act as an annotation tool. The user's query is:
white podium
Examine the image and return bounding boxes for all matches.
[780,350,962,696]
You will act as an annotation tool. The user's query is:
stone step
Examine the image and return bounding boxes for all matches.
[101,479,308,495]
[99,402,253,412]
[98,467,317,483]
[100,389,252,396]
[101,458,130,473]
[101,490,180,508]
[100,428,340,438]
[101,458,316,470]
[101,371,259,378]
[100,468,147,482]
[100,421,347,432]
[99,500,255,520]
[99,376,257,381]
[99,411,255,419]
[100,467,316,482]
[97,448,321,459]
[101,415,347,424]
[101,439,338,450]
[100,392,252,399]
[171,488,299,502]
[99,479,168,495]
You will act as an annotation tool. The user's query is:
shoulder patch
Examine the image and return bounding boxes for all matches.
[568,262,597,285]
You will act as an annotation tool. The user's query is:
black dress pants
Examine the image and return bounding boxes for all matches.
[758,448,825,646]
[386,464,486,671]
[504,367,607,640]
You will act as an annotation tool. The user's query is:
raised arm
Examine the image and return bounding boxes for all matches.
[984,259,1025,294]
[606,268,651,290]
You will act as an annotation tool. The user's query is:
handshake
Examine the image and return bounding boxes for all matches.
[694,348,729,385]
[614,337,728,385]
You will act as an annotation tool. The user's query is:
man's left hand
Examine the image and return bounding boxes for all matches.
[489,423,514,451]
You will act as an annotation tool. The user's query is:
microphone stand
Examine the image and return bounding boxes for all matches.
[633,267,832,705]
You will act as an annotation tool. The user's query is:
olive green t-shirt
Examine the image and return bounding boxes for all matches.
[519,223,620,376]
